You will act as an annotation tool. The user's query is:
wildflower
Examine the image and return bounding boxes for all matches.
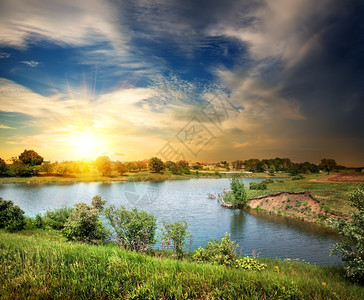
[274,266,280,272]
[322,282,326,286]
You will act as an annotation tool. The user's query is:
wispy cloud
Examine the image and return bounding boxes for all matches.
[0,124,13,129]
[21,60,39,67]
[0,52,10,58]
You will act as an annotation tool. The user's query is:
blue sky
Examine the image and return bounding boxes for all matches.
[0,0,363,165]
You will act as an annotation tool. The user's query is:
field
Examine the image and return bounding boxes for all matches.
[1,229,363,299]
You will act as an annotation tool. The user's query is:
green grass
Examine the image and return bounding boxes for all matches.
[1,229,363,299]
[246,173,361,216]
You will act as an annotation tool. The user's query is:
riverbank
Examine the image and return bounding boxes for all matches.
[245,173,362,218]
[1,229,363,299]
[0,170,288,184]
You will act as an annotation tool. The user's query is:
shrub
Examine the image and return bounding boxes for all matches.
[104,205,157,251]
[230,178,247,207]
[249,182,267,190]
[330,185,364,284]
[91,195,107,211]
[292,174,304,180]
[44,207,74,230]
[161,220,190,258]
[262,178,274,184]
[285,204,293,210]
[62,203,107,244]
[34,214,44,228]
[0,198,25,232]
[234,256,267,271]
[193,233,238,267]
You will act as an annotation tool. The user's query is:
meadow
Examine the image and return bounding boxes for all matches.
[1,229,363,299]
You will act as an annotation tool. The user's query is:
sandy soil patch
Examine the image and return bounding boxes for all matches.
[247,191,327,222]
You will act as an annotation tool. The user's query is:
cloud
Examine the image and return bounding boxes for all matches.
[21,60,39,67]
[0,52,10,58]
[0,124,13,129]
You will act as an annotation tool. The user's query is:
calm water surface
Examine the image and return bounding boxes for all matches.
[0,178,341,265]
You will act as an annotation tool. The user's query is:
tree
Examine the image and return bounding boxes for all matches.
[160,220,190,258]
[19,149,43,166]
[0,158,8,176]
[136,161,147,171]
[95,156,113,176]
[232,160,244,170]
[319,158,337,175]
[268,165,276,176]
[149,157,165,173]
[114,161,128,175]
[230,177,248,207]
[62,202,107,244]
[0,198,25,232]
[330,184,364,283]
[126,161,138,172]
[104,205,157,251]
[44,207,74,230]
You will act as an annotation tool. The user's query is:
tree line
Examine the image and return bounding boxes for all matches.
[0,149,342,177]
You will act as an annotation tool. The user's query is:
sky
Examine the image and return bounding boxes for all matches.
[0,0,363,166]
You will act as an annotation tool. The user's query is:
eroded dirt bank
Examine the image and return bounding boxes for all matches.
[247,191,334,222]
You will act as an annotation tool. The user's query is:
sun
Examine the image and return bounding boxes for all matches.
[67,131,101,159]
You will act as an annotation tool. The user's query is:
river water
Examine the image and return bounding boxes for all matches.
[0,178,341,265]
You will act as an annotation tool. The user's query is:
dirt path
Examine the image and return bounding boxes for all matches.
[310,172,364,183]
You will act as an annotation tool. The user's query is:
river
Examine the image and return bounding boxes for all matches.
[0,178,341,265]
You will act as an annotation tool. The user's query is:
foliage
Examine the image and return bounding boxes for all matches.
[234,256,267,271]
[319,158,337,175]
[292,174,304,180]
[95,156,113,176]
[249,182,267,190]
[114,161,128,175]
[104,205,157,251]
[34,214,45,228]
[262,178,274,184]
[149,157,165,173]
[19,149,44,166]
[193,233,238,266]
[62,202,107,244]
[0,158,8,175]
[161,220,190,258]
[7,160,39,177]
[330,185,364,284]
[268,165,276,176]
[52,161,81,176]
[230,177,247,207]
[44,207,74,230]
[91,195,107,211]
[0,198,25,232]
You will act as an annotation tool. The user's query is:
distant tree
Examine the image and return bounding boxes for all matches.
[95,156,113,176]
[126,161,138,172]
[0,158,8,176]
[319,159,337,175]
[8,159,35,177]
[268,165,276,176]
[177,160,190,174]
[149,157,165,173]
[19,149,43,166]
[114,161,128,175]
[232,160,244,170]
[166,161,182,175]
[136,161,147,171]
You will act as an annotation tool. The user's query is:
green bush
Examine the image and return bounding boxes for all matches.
[161,220,190,258]
[292,174,304,180]
[0,197,25,232]
[44,207,74,230]
[34,214,44,228]
[91,195,107,211]
[62,202,107,244]
[262,178,274,184]
[230,177,247,207]
[193,233,267,271]
[330,185,364,284]
[249,182,267,190]
[104,205,157,251]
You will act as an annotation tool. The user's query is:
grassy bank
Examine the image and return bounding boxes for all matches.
[246,173,361,216]
[0,229,363,299]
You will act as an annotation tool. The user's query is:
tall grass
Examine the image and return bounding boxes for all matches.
[1,229,363,299]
